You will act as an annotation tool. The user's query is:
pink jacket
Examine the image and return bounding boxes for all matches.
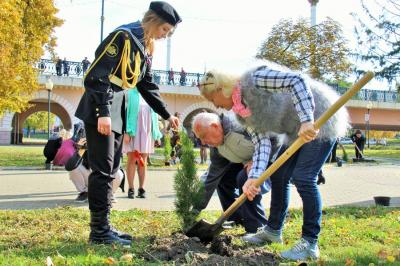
[53,139,76,166]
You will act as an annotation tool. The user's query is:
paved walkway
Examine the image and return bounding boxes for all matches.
[0,163,399,211]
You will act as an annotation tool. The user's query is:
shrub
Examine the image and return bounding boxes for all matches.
[163,134,172,164]
[173,131,204,230]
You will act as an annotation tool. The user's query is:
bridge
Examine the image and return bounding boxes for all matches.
[0,59,399,144]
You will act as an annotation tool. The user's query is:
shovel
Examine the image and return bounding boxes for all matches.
[186,72,375,243]
[353,142,376,163]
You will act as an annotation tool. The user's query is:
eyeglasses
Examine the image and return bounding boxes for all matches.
[197,82,215,89]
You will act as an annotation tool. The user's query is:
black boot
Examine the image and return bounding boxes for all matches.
[110,225,133,241]
[106,212,133,240]
[89,210,131,245]
[317,172,326,185]
[119,168,125,192]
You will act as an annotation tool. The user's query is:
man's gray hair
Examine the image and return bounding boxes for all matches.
[192,112,220,134]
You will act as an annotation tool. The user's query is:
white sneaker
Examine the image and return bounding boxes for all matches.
[281,238,320,260]
[242,226,283,244]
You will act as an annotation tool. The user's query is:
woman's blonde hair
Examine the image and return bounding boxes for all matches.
[198,70,239,98]
[59,129,72,140]
[142,10,175,55]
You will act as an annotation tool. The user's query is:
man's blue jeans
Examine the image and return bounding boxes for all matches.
[267,138,335,243]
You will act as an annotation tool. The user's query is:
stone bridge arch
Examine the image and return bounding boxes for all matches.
[5,90,78,144]
[181,101,220,131]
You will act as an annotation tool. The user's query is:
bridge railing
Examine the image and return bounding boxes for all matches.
[328,83,398,103]
[37,59,398,103]
[36,59,203,87]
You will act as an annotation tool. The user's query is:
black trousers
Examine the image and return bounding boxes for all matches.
[236,169,268,233]
[217,164,268,233]
[355,146,363,159]
[85,124,123,212]
[216,163,243,223]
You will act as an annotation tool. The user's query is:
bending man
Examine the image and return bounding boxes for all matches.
[192,112,285,235]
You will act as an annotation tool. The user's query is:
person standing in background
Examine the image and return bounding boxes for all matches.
[62,57,69,76]
[82,57,91,75]
[351,129,366,159]
[123,89,162,199]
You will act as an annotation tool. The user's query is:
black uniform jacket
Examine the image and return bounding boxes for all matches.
[75,21,170,134]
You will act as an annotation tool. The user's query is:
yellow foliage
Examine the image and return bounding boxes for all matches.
[369,130,397,139]
[387,255,396,263]
[104,256,117,265]
[257,17,351,80]
[0,0,63,116]
[120,253,134,262]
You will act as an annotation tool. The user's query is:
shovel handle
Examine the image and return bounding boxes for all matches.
[354,142,364,157]
[216,72,374,224]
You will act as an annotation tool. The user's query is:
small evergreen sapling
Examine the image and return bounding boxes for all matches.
[163,134,172,166]
[173,131,204,230]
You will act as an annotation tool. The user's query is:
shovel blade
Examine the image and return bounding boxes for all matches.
[185,219,224,243]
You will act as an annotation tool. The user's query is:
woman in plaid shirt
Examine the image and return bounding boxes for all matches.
[198,63,348,260]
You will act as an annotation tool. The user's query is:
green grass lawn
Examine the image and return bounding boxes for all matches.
[337,144,400,160]
[2,142,399,168]
[0,146,207,168]
[0,146,45,167]
[0,207,399,265]
[387,138,400,145]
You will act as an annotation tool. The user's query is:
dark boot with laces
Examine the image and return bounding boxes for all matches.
[105,211,133,240]
[89,210,131,246]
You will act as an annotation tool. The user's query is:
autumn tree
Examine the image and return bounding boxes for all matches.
[256,18,351,80]
[353,0,400,83]
[24,112,56,137]
[0,0,63,116]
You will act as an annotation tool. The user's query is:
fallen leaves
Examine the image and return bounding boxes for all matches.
[377,249,397,263]
[103,254,135,264]
[46,256,53,266]
[120,253,134,262]
[104,257,116,265]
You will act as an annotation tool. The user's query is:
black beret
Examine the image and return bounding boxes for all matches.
[149,1,182,26]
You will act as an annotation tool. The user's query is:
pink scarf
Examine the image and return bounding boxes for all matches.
[231,82,252,117]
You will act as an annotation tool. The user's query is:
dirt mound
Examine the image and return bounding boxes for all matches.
[144,233,279,265]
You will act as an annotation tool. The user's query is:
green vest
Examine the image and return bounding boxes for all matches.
[217,131,254,164]
[126,88,162,140]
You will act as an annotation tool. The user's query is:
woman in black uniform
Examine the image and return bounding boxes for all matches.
[75,1,181,246]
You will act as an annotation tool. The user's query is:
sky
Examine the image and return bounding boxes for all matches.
[51,0,388,89]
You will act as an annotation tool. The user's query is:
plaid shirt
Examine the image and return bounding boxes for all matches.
[251,66,315,123]
[246,127,272,192]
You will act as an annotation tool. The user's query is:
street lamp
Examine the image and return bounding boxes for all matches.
[45,77,53,140]
[100,0,105,42]
[366,101,373,148]
[308,0,319,26]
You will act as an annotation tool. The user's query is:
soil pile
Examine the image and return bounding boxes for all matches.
[144,233,279,265]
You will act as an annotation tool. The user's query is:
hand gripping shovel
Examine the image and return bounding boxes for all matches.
[186,72,375,243]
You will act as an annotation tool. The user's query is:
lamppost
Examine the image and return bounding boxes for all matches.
[45,77,54,140]
[366,101,373,148]
[100,0,105,42]
[308,0,319,26]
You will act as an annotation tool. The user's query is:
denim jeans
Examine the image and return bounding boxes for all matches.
[267,138,335,243]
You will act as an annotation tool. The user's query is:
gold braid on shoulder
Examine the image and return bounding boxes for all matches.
[84,31,141,89]
[112,33,141,89]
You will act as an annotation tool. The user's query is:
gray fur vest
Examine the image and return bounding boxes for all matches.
[236,66,349,144]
